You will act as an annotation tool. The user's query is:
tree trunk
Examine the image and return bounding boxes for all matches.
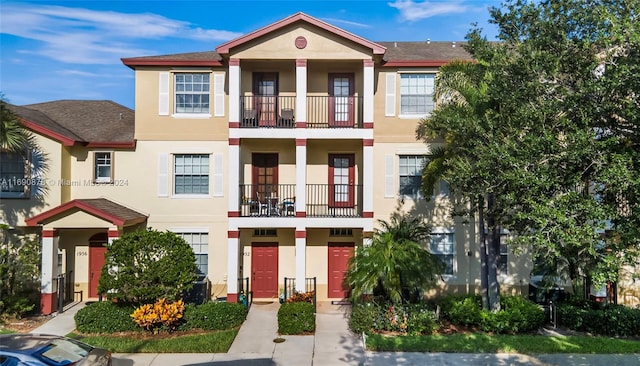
[487,193,501,311]
[478,195,489,310]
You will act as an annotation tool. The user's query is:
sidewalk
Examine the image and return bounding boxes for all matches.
[30,301,640,366]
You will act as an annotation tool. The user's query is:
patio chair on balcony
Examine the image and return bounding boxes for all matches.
[243,109,257,127]
[277,108,294,128]
[248,192,269,216]
[281,197,295,216]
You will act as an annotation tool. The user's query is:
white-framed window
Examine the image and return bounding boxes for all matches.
[176,232,208,280]
[175,73,210,114]
[399,155,427,199]
[94,152,112,183]
[430,231,455,275]
[174,154,209,195]
[498,232,509,275]
[400,73,435,116]
[0,150,28,198]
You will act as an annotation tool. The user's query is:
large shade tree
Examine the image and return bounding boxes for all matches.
[419,0,639,305]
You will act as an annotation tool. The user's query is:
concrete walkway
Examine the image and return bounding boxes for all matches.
[29,301,640,365]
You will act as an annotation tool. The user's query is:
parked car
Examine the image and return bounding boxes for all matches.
[0,334,111,366]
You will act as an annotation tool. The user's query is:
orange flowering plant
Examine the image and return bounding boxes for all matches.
[131,298,185,333]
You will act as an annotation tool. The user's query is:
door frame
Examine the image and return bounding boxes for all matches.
[251,242,279,298]
[328,154,355,207]
[251,153,279,203]
[328,73,355,127]
[253,72,278,126]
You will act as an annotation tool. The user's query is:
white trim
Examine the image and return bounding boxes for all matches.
[228,145,240,212]
[399,114,430,120]
[296,64,307,122]
[363,145,374,212]
[171,113,212,119]
[170,227,210,233]
[227,237,239,294]
[295,236,306,292]
[363,62,374,123]
[213,73,225,117]
[158,72,170,116]
[229,64,240,123]
[170,194,211,199]
[296,144,307,213]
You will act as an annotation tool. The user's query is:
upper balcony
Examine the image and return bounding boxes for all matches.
[239,95,364,129]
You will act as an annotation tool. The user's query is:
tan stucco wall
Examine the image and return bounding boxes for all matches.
[232,24,372,60]
[1,132,64,227]
[133,67,229,141]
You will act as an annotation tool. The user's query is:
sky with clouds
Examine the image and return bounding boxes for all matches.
[0,1,502,109]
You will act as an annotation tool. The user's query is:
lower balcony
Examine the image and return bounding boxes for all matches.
[239,184,363,218]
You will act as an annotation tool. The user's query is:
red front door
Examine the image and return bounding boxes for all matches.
[329,73,355,127]
[89,246,107,298]
[329,154,355,208]
[252,243,278,298]
[328,243,354,298]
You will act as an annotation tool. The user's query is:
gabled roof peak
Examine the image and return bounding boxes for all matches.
[215,12,386,55]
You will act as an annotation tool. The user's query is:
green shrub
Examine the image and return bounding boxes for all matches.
[558,302,640,337]
[75,301,139,333]
[98,229,198,304]
[278,302,315,335]
[480,296,545,334]
[443,295,482,327]
[182,302,247,330]
[349,302,438,335]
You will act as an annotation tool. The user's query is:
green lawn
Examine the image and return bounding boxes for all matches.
[366,333,640,354]
[68,329,238,353]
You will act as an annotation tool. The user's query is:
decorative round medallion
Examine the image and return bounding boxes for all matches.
[295,36,307,49]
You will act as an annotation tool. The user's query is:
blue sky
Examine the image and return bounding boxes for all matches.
[0,0,502,109]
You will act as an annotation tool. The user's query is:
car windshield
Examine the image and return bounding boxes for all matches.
[37,338,92,365]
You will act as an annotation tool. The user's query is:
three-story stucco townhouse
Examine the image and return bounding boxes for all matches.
[2,13,533,315]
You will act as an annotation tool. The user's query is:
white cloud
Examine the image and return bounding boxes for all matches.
[388,0,469,21]
[322,18,371,28]
[0,3,242,64]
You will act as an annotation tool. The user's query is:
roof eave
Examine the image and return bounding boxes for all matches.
[20,118,78,146]
[121,59,223,69]
[86,140,136,148]
[382,60,471,67]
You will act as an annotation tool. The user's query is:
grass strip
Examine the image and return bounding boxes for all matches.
[366,333,640,354]
[68,330,238,353]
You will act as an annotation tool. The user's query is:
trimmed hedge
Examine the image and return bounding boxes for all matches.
[350,302,438,335]
[182,302,247,330]
[558,301,640,337]
[278,302,315,335]
[74,301,139,333]
[440,295,545,334]
[75,300,247,334]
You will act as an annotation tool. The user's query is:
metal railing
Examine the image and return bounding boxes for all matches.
[56,271,75,314]
[240,96,296,128]
[306,184,362,217]
[283,277,317,311]
[238,95,364,128]
[239,184,296,217]
[238,184,363,217]
[238,277,252,309]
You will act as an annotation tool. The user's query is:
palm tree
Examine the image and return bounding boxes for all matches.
[346,215,444,304]
[1,96,30,152]
[416,57,502,311]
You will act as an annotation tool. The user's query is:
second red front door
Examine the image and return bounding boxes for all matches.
[251,243,278,298]
[328,243,354,298]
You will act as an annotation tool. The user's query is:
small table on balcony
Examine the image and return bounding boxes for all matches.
[267,196,279,216]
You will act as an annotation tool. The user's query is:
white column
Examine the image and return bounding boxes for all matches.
[295,227,306,292]
[363,141,374,214]
[228,142,240,213]
[295,140,307,214]
[296,59,307,124]
[40,230,59,296]
[229,59,240,123]
[363,60,375,127]
[227,230,239,301]
[107,229,119,244]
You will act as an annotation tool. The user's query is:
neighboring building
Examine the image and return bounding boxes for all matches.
[2,13,533,315]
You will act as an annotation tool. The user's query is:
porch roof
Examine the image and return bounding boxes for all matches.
[25,198,148,227]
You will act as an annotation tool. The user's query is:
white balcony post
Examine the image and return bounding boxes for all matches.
[228,141,240,213]
[296,139,307,215]
[40,228,59,314]
[296,59,307,126]
[229,59,240,124]
[295,227,306,292]
[363,140,374,216]
[227,229,239,302]
[363,60,374,128]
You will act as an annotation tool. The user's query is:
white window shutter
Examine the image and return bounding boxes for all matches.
[158,153,169,197]
[212,153,224,196]
[213,73,225,117]
[158,72,170,116]
[384,154,395,198]
[385,73,396,117]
